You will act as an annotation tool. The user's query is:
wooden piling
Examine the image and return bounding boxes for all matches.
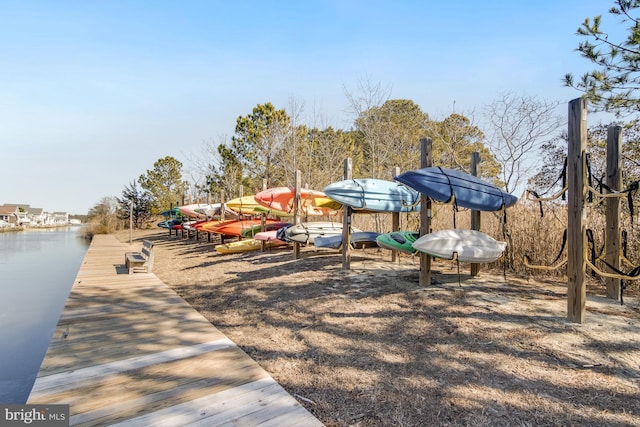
[419,138,432,287]
[293,171,301,259]
[567,98,587,323]
[470,152,481,276]
[605,125,622,300]
[342,159,353,270]
[391,167,401,263]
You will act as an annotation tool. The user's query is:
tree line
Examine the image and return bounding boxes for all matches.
[113,92,562,222]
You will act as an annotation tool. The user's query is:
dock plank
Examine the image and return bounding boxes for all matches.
[28,234,323,426]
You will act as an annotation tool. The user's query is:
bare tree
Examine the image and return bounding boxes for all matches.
[298,101,362,187]
[183,135,230,202]
[484,92,564,194]
[344,78,393,177]
[280,96,306,184]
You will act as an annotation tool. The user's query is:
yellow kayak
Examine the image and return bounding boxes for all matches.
[225,196,262,215]
[215,239,287,254]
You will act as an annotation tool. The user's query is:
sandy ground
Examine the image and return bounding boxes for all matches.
[113,228,640,427]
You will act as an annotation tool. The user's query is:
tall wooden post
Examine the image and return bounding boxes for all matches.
[391,166,401,263]
[220,190,226,221]
[234,186,244,240]
[293,170,301,259]
[567,98,587,323]
[168,202,174,237]
[470,152,481,276]
[419,138,432,287]
[605,125,622,300]
[342,158,353,270]
[219,190,226,244]
[129,198,133,245]
[261,179,267,251]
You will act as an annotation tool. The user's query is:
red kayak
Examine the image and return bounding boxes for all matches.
[198,218,284,237]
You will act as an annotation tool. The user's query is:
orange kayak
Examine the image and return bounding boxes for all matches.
[199,218,284,237]
[254,187,341,216]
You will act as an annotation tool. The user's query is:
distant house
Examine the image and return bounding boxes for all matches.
[27,207,45,225]
[51,212,69,225]
[0,205,19,225]
[0,204,30,225]
[0,204,71,227]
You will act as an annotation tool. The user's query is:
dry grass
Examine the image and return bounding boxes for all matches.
[352,201,640,291]
[114,225,640,427]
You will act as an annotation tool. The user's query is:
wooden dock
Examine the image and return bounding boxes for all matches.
[28,234,323,426]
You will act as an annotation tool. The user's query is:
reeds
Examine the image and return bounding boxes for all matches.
[350,200,640,291]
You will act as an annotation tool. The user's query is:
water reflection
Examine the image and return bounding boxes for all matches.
[0,227,89,403]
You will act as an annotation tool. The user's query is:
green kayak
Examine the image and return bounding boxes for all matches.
[376,231,420,254]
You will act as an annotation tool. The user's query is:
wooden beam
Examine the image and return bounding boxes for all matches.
[419,138,432,287]
[168,203,174,237]
[605,125,622,300]
[391,167,401,263]
[567,98,587,323]
[470,152,481,276]
[293,170,301,259]
[261,179,267,251]
[129,199,133,245]
[220,190,226,244]
[220,190,226,222]
[342,159,353,270]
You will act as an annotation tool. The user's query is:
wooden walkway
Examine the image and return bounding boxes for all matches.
[28,234,323,426]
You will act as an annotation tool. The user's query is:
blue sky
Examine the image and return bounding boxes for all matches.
[0,0,622,214]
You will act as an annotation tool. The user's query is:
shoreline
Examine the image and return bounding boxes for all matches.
[0,226,24,233]
[0,224,80,233]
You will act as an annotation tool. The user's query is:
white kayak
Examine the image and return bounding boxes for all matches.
[283,222,361,245]
[412,229,506,263]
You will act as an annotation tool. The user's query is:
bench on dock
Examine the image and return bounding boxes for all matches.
[125,240,154,274]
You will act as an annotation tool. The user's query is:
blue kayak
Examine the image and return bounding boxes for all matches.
[159,207,182,217]
[394,167,518,211]
[323,178,420,212]
[314,231,381,249]
[157,218,182,229]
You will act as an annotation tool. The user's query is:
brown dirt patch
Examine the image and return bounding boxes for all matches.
[114,229,640,427]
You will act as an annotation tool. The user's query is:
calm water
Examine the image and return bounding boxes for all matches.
[0,227,89,404]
